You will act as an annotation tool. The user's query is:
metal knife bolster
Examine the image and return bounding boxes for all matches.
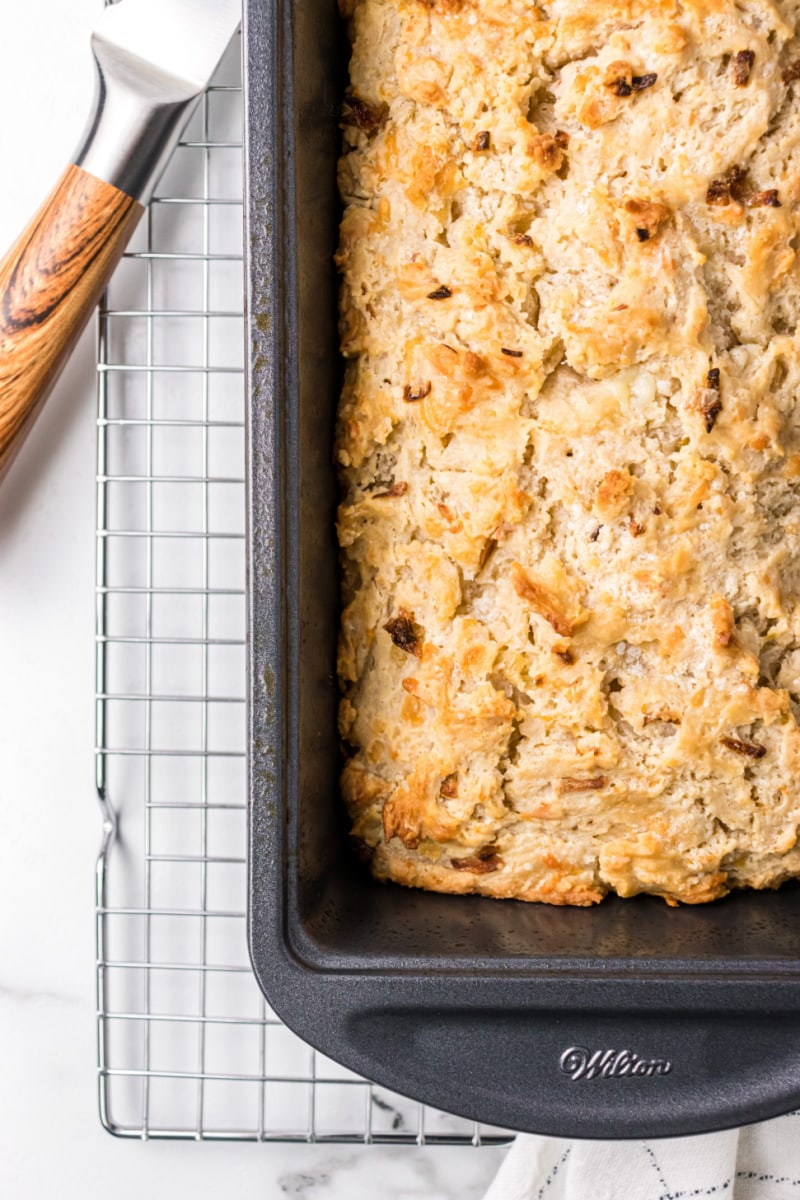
[72,34,205,206]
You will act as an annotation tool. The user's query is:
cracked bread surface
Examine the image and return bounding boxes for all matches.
[335,0,800,906]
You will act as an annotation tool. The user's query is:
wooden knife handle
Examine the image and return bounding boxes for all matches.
[0,164,143,479]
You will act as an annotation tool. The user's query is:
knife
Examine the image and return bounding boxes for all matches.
[0,0,241,481]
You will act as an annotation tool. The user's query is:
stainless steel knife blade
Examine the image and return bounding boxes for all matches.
[75,0,241,204]
[97,0,242,91]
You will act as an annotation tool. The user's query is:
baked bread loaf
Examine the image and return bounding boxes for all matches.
[335,0,800,906]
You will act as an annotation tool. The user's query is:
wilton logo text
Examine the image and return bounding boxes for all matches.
[559,1047,673,1081]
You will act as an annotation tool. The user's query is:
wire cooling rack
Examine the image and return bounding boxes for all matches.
[94,35,508,1146]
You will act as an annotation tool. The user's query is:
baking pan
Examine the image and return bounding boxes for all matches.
[244,0,800,1139]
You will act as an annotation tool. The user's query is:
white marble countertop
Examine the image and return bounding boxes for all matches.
[0,2,508,1194]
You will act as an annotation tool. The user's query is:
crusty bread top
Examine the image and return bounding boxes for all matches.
[336,0,800,906]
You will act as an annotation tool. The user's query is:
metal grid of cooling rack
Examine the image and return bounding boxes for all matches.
[93,35,508,1147]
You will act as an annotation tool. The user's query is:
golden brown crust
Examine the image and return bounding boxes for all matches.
[336,0,800,907]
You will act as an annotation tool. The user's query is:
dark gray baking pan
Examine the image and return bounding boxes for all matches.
[244,0,800,1139]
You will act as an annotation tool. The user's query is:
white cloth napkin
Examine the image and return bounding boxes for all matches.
[483,1114,800,1200]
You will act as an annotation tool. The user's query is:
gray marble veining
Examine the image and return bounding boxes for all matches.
[276,1146,507,1200]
